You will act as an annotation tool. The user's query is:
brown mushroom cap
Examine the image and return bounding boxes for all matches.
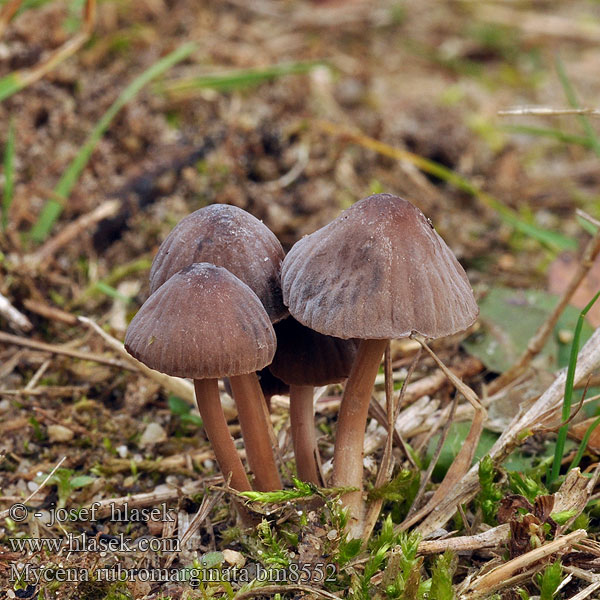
[282,194,478,340]
[125,263,276,379]
[269,317,359,386]
[149,204,287,323]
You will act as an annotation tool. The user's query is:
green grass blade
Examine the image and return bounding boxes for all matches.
[402,151,577,251]
[548,289,600,486]
[2,119,15,230]
[570,414,600,471]
[30,42,196,243]
[159,60,324,95]
[502,124,593,149]
[556,56,600,158]
[0,73,24,103]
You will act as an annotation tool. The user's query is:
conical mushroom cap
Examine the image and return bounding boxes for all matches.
[269,317,359,386]
[149,204,287,323]
[126,263,276,379]
[282,194,478,340]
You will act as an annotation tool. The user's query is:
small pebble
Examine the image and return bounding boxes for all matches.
[47,424,74,443]
[139,423,167,447]
[222,549,246,568]
[116,445,128,458]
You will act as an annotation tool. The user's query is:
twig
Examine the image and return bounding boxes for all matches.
[22,299,78,326]
[29,200,120,267]
[78,315,197,405]
[418,523,510,555]
[462,530,587,599]
[86,480,207,518]
[566,581,600,600]
[0,330,134,370]
[0,292,32,331]
[576,208,600,229]
[488,226,600,394]
[0,456,66,519]
[165,489,226,567]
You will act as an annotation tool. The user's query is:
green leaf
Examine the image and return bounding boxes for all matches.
[69,475,96,489]
[30,42,196,242]
[426,424,497,480]
[168,395,194,415]
[463,286,595,373]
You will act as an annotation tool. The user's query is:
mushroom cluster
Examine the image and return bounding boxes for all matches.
[125,194,478,537]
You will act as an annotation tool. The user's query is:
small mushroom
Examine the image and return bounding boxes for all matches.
[124,263,277,503]
[268,317,358,485]
[149,204,285,490]
[150,203,287,322]
[281,193,479,535]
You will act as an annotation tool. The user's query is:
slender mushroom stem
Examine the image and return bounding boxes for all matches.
[229,373,282,491]
[289,384,321,485]
[193,378,252,493]
[332,338,389,537]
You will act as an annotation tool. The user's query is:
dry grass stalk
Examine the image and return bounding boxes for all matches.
[10,0,96,92]
[499,107,600,117]
[0,330,133,370]
[461,529,587,599]
[477,5,600,44]
[79,315,197,404]
[418,523,510,555]
[87,480,206,518]
[0,292,32,331]
[418,326,600,536]
[398,339,486,531]
[29,200,120,267]
[0,456,66,520]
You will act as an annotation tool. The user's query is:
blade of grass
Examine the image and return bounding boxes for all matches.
[502,124,593,149]
[316,120,577,252]
[159,60,324,95]
[569,414,600,471]
[94,281,132,304]
[556,56,600,158]
[2,118,15,230]
[548,289,600,487]
[30,42,196,243]
[0,73,22,103]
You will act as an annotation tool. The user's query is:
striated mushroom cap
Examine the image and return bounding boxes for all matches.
[149,204,287,323]
[282,194,478,340]
[126,263,276,379]
[269,317,359,386]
